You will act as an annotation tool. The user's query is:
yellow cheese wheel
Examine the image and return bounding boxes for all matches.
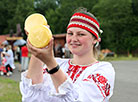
[25,13,47,33]
[28,25,52,48]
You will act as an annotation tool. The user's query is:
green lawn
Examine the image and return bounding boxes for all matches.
[0,77,22,102]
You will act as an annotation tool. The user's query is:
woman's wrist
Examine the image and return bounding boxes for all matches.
[45,58,58,70]
[46,64,60,74]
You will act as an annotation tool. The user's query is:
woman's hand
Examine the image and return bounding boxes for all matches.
[24,28,29,36]
[26,37,55,65]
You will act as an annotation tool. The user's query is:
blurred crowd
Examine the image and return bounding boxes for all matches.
[0,43,29,77]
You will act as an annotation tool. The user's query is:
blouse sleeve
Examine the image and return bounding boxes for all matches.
[20,62,115,102]
[20,71,80,102]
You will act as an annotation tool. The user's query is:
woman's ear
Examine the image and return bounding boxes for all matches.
[92,39,98,45]
[92,39,99,47]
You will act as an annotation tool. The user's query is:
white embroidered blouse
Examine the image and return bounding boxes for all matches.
[20,58,115,102]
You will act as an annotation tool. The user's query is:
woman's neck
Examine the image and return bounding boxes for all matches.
[72,51,97,65]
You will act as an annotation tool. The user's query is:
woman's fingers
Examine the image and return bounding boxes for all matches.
[24,28,29,35]
[41,37,54,50]
[26,39,37,53]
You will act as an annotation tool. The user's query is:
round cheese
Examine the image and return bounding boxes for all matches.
[25,13,47,33]
[28,25,52,48]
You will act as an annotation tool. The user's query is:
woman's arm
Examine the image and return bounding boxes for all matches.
[26,55,44,84]
[26,38,67,91]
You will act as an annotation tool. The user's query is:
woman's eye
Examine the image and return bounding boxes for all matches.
[67,33,73,35]
[78,33,85,36]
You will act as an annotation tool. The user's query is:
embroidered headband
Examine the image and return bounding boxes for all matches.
[67,12,103,42]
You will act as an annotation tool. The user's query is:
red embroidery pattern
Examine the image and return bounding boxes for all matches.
[83,73,110,98]
[66,64,87,83]
[43,68,47,74]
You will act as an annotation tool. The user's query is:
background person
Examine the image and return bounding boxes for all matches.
[55,42,64,58]
[64,43,71,58]
[2,45,15,76]
[20,8,115,102]
[21,44,29,72]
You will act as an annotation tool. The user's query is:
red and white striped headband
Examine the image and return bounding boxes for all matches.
[67,12,102,42]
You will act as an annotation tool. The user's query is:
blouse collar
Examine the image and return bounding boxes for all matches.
[68,59,99,67]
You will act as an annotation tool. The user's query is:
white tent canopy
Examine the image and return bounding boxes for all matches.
[2,40,9,45]
[13,39,26,46]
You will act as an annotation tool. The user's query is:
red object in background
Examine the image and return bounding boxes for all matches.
[21,46,28,57]
[0,58,7,75]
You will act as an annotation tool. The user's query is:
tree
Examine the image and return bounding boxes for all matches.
[0,0,17,34]
[34,0,59,15]
[0,0,35,37]
[92,0,138,55]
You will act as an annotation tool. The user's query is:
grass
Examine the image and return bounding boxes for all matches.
[0,77,22,102]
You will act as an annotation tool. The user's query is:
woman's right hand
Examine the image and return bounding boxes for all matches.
[26,37,55,67]
[24,28,29,36]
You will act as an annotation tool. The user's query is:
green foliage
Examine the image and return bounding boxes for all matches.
[0,0,17,34]
[93,0,138,54]
[0,0,35,34]
[9,0,35,33]
[132,0,138,15]
[34,0,59,15]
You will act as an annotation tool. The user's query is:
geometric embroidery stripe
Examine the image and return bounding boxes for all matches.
[96,83,106,98]
[67,65,87,83]
[71,18,99,33]
[72,68,82,82]
[71,15,99,29]
[73,66,87,83]
[72,13,99,27]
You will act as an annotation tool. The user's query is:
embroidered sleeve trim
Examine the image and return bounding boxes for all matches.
[83,73,110,98]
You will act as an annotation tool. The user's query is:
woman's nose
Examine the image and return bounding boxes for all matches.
[71,34,78,41]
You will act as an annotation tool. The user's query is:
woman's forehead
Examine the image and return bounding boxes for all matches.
[67,27,89,33]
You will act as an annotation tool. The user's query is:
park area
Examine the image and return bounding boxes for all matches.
[0,0,138,102]
[0,57,138,102]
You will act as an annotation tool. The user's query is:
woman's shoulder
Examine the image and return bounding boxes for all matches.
[97,61,114,72]
[95,61,115,79]
[85,61,115,78]
[98,61,113,67]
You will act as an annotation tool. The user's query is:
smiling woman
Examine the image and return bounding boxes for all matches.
[20,7,115,102]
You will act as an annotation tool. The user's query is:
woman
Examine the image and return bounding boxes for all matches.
[20,8,115,102]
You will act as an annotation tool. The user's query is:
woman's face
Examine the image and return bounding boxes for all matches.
[66,27,97,56]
